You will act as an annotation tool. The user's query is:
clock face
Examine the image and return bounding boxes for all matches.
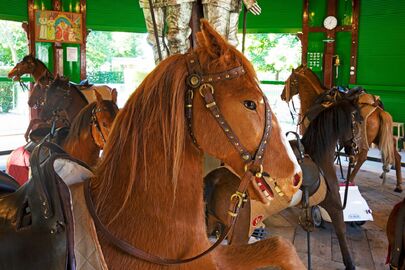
[323,16,338,30]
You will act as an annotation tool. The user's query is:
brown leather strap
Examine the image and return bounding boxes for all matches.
[84,179,246,265]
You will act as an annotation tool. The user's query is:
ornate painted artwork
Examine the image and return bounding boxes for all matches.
[35,10,83,44]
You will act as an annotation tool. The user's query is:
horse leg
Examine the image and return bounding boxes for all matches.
[348,149,368,185]
[320,182,355,270]
[216,236,305,270]
[393,145,403,192]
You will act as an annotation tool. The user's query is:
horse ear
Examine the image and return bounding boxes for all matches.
[111,88,117,104]
[94,90,103,104]
[197,19,229,58]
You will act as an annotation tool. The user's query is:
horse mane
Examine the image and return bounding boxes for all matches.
[23,55,53,77]
[300,65,327,91]
[301,99,359,163]
[94,21,259,214]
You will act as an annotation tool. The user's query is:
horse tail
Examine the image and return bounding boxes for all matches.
[378,110,395,165]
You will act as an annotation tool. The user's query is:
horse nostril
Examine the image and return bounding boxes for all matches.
[293,173,301,187]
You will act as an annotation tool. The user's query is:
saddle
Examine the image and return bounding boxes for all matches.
[0,142,81,270]
[0,171,20,195]
[287,133,321,197]
[304,87,364,123]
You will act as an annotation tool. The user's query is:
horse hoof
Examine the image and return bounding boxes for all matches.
[394,187,403,193]
[345,265,356,270]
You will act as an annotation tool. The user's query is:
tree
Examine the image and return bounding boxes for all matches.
[0,20,28,66]
[86,31,141,74]
[246,33,301,81]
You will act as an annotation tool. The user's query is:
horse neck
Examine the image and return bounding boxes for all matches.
[65,87,88,122]
[31,65,51,82]
[62,128,100,167]
[91,137,213,264]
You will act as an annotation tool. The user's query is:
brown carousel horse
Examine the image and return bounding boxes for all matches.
[281,65,402,192]
[386,198,405,270]
[6,90,118,185]
[8,55,55,140]
[205,95,361,270]
[59,90,118,167]
[8,55,117,140]
[80,20,305,269]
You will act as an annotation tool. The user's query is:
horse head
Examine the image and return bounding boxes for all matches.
[281,64,325,102]
[8,55,37,81]
[40,75,72,120]
[189,20,302,204]
[90,90,119,149]
[96,19,302,224]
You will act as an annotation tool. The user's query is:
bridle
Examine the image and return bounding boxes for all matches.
[84,52,273,265]
[90,105,111,149]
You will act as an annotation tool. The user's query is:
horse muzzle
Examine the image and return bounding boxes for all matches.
[248,171,302,205]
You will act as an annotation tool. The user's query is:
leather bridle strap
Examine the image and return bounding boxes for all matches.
[85,180,240,265]
[90,106,107,149]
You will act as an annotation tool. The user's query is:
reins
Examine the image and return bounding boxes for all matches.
[84,52,273,265]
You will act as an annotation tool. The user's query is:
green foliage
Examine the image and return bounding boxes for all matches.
[87,71,124,84]
[0,83,14,113]
[86,31,141,74]
[245,33,301,80]
[0,20,28,66]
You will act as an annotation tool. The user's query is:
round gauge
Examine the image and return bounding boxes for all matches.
[323,16,338,30]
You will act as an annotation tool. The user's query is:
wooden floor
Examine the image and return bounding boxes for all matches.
[261,165,404,270]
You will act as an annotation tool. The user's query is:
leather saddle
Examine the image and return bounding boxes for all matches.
[305,87,364,123]
[287,132,321,197]
[0,171,20,195]
[0,142,84,270]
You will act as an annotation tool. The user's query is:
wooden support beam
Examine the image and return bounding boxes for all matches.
[80,0,87,81]
[349,0,360,84]
[323,0,338,88]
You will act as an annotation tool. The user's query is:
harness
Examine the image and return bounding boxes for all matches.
[84,52,273,265]
[90,106,108,149]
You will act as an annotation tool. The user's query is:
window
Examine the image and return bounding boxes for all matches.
[86,31,155,107]
[0,20,29,154]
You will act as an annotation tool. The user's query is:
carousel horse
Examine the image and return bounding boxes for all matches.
[281,65,402,192]
[6,90,118,185]
[386,198,405,270]
[8,55,117,140]
[87,20,305,270]
[0,20,306,270]
[57,90,118,167]
[8,55,55,140]
[205,96,361,270]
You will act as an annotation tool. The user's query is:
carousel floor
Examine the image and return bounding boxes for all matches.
[261,161,405,270]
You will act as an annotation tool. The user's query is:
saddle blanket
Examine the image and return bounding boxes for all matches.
[54,158,108,270]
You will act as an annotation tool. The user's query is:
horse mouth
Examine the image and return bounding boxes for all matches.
[8,70,20,81]
[248,177,274,204]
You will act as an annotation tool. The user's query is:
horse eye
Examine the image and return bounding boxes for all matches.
[243,100,256,110]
